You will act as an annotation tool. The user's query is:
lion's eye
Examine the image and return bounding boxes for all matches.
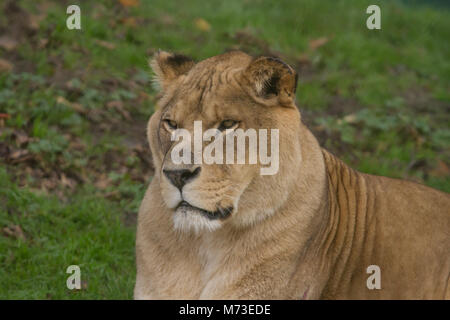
[218,120,238,131]
[163,119,178,131]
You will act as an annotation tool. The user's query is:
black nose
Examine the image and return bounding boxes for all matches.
[163,167,201,190]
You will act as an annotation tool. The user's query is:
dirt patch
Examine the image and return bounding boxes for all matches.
[122,211,138,228]
[0,1,42,73]
[403,86,450,116]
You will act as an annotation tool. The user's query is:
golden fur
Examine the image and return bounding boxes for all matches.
[134,50,450,299]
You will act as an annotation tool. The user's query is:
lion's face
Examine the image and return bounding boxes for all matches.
[147,51,302,233]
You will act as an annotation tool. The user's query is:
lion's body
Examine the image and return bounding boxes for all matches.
[320,150,449,299]
[134,51,450,299]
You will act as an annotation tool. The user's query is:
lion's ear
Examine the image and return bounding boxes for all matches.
[149,50,195,91]
[243,56,298,107]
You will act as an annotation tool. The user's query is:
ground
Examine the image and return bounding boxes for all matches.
[0,0,448,299]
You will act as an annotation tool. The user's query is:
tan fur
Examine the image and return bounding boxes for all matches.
[134,50,450,300]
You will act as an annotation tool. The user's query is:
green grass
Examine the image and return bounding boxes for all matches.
[0,168,137,299]
[0,0,448,299]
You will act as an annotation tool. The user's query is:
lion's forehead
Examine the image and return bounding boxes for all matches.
[164,72,251,124]
[182,65,243,95]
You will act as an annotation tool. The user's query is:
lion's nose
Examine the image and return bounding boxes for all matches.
[163,167,201,190]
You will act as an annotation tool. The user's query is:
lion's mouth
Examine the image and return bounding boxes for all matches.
[176,201,233,220]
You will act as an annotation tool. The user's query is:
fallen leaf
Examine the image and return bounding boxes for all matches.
[106,100,131,120]
[0,36,18,51]
[28,13,46,31]
[56,96,86,114]
[342,113,358,124]
[309,37,329,50]
[2,225,26,241]
[56,96,67,104]
[9,149,30,161]
[106,100,123,109]
[41,178,57,191]
[60,173,76,189]
[297,53,311,65]
[68,138,86,151]
[95,39,116,50]
[12,130,32,146]
[38,38,48,49]
[194,18,211,32]
[95,174,111,190]
[104,190,120,199]
[120,17,137,28]
[119,0,139,7]
[0,58,13,73]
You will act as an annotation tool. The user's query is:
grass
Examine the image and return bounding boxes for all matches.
[0,168,136,299]
[0,0,448,299]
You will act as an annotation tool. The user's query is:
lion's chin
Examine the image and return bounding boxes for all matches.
[173,205,223,234]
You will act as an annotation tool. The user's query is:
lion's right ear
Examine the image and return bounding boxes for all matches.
[149,50,195,91]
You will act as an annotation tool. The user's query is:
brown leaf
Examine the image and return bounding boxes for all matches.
[309,37,329,50]
[343,113,358,124]
[28,14,46,31]
[297,53,311,65]
[0,36,19,51]
[95,174,111,190]
[0,58,13,73]
[2,225,26,241]
[106,100,131,120]
[104,190,120,199]
[68,139,86,151]
[41,178,57,191]
[38,38,48,49]
[95,39,116,50]
[106,100,123,109]
[13,130,32,147]
[56,96,86,114]
[120,17,137,28]
[60,173,76,189]
[9,149,30,162]
[119,0,140,7]
[194,18,211,32]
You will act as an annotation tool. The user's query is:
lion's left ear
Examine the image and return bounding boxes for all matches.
[149,50,195,91]
[242,56,298,107]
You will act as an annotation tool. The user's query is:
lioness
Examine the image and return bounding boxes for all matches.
[134,50,450,299]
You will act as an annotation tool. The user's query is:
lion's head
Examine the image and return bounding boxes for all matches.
[147,50,302,233]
